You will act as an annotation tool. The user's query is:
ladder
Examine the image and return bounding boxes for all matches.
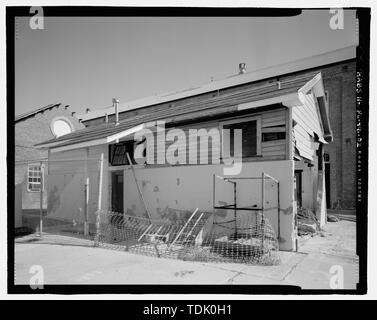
[168,208,207,249]
[138,224,168,243]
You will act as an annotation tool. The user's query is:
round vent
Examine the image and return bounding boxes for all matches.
[50,117,73,137]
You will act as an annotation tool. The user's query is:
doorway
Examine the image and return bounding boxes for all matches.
[294,170,303,208]
[111,171,124,213]
[325,163,331,209]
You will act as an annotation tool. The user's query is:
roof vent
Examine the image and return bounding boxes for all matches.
[239,63,246,74]
[112,98,120,126]
[86,108,91,113]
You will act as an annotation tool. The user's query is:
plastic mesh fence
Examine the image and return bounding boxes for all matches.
[95,209,280,265]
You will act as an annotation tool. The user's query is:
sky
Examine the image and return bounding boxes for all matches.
[14,9,358,116]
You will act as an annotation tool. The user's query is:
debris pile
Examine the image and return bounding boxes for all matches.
[327,214,339,222]
[297,207,319,236]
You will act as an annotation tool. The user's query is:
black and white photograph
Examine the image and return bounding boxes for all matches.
[3,2,374,301]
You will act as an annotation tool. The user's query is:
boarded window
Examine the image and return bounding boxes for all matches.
[223,120,258,157]
[109,141,136,166]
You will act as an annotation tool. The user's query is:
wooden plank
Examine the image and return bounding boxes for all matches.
[126,152,153,221]
[262,109,286,118]
[262,126,285,133]
[262,144,286,152]
[262,119,286,127]
[286,108,292,160]
[262,150,287,157]
[262,114,285,124]
[261,140,286,147]
[262,112,286,128]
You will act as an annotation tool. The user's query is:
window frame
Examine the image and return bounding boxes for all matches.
[27,163,44,193]
[220,115,262,159]
[109,140,136,166]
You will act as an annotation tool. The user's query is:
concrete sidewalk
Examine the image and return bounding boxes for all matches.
[14,220,358,289]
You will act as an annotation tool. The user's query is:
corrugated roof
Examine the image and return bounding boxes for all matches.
[78,45,356,122]
[36,72,317,149]
[15,103,62,122]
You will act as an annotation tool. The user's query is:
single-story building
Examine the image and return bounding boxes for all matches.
[36,64,332,251]
[80,46,357,211]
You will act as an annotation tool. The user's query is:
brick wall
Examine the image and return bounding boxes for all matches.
[322,61,356,209]
[15,105,84,209]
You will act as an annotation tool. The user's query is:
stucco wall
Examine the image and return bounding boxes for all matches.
[47,143,296,250]
[122,160,295,251]
[47,146,108,225]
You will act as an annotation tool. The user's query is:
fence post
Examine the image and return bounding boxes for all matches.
[84,148,89,236]
[94,153,104,246]
[39,161,43,237]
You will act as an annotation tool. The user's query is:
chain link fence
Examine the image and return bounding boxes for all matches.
[16,157,280,265]
[95,208,280,265]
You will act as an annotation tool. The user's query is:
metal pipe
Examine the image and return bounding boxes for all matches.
[261,173,265,216]
[277,181,280,243]
[94,153,104,246]
[213,174,215,208]
[234,182,237,237]
[39,161,43,237]
[84,147,89,236]
[261,172,265,249]
[113,98,119,126]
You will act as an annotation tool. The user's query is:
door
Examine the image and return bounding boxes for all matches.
[111,171,124,213]
[294,170,303,208]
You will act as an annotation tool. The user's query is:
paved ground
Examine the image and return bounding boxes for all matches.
[14,219,358,289]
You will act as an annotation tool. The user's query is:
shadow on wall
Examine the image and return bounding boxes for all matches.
[156,206,194,222]
[47,185,60,215]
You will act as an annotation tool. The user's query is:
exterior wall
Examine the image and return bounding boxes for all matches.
[144,107,288,164]
[294,160,316,211]
[47,146,108,225]
[120,160,295,251]
[82,60,356,210]
[316,170,327,227]
[47,147,296,249]
[321,61,356,209]
[15,106,84,210]
[292,92,324,161]
[294,147,327,227]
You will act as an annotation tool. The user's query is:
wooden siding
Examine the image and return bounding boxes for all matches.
[292,92,324,160]
[134,107,288,165]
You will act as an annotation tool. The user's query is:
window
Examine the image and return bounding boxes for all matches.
[109,140,136,166]
[27,165,44,192]
[221,117,261,158]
